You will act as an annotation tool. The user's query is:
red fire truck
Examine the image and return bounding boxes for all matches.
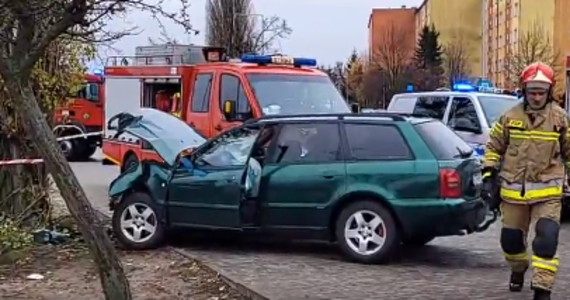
[101,44,350,171]
[53,73,104,161]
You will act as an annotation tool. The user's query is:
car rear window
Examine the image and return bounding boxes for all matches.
[414,120,473,160]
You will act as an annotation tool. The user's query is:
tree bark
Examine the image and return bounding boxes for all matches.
[3,77,132,300]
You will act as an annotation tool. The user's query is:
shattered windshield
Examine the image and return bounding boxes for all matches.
[197,128,260,167]
[246,74,350,115]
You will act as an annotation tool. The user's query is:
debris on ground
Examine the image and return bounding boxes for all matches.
[0,242,250,300]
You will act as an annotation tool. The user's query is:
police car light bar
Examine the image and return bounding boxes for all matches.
[240,54,317,67]
[452,83,477,92]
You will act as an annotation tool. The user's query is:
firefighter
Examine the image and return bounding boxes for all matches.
[482,62,569,300]
[171,92,181,118]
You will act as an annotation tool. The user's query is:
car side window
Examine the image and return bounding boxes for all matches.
[344,123,413,160]
[195,127,260,167]
[389,96,417,112]
[448,97,481,131]
[191,73,212,112]
[220,74,252,118]
[412,96,449,120]
[271,123,341,164]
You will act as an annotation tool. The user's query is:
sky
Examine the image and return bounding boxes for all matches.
[104,0,423,67]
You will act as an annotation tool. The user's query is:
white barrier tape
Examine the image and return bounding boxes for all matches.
[55,131,103,142]
[0,159,43,165]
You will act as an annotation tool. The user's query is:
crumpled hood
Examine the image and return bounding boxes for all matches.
[119,108,206,166]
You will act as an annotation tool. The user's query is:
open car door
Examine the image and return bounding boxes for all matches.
[166,126,262,228]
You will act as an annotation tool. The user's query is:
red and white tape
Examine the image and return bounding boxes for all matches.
[0,158,44,165]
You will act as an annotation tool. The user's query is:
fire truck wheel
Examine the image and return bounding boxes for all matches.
[81,145,97,160]
[60,139,80,161]
[122,153,139,173]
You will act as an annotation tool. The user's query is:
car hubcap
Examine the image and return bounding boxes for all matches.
[60,140,73,156]
[120,203,157,243]
[344,210,386,255]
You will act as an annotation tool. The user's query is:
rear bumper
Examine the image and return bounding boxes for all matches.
[397,198,489,238]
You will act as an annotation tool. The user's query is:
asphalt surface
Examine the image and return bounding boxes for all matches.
[73,150,570,300]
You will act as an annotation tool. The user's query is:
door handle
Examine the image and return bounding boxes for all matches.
[322,171,336,179]
[215,124,223,131]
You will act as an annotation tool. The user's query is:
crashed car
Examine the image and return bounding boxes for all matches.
[108,109,495,264]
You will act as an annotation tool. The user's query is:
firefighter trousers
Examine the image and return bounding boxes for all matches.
[500,199,561,291]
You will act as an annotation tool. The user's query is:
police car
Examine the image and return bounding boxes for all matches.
[386,83,520,158]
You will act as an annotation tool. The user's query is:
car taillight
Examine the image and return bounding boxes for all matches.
[439,168,461,198]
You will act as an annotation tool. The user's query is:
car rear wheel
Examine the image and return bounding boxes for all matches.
[335,200,400,264]
[112,192,165,250]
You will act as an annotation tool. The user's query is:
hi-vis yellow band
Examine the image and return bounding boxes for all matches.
[509,129,560,142]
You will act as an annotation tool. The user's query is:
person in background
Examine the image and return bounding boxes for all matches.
[155,90,171,112]
[171,92,182,118]
[482,62,569,300]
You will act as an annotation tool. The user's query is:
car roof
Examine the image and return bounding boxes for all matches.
[245,112,434,125]
[393,91,517,99]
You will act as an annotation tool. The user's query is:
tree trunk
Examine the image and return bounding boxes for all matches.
[3,78,132,300]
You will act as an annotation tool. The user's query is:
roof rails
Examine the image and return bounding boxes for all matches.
[247,112,429,123]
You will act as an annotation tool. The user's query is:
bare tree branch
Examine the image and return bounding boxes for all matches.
[442,34,471,85]
[503,20,561,87]
[205,0,291,57]
[371,21,413,91]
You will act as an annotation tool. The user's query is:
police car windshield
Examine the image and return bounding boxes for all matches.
[246,74,350,115]
[478,95,519,125]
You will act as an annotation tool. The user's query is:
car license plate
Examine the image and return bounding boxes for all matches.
[473,173,482,185]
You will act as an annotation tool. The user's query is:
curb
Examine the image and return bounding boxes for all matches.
[94,209,269,300]
[171,247,270,300]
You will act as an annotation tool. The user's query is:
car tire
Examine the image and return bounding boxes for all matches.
[112,192,165,250]
[335,200,400,264]
[121,153,139,173]
[402,235,436,247]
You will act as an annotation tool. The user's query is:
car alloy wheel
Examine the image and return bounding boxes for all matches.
[344,210,387,256]
[119,203,158,244]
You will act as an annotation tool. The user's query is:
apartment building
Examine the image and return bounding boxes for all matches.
[368,7,416,64]
[415,0,483,77]
[484,0,570,95]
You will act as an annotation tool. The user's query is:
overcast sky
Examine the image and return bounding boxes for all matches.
[103,0,422,67]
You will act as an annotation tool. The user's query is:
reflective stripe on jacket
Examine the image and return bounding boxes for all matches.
[483,102,570,204]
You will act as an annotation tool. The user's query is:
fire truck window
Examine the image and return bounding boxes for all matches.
[86,83,99,101]
[220,74,252,118]
[191,73,213,112]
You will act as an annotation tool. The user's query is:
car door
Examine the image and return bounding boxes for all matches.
[167,126,260,228]
[447,96,484,144]
[342,122,423,199]
[260,122,346,230]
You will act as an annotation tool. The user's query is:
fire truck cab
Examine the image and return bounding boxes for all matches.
[53,73,104,161]
[102,45,350,171]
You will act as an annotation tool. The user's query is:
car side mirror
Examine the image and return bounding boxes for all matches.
[350,103,360,113]
[223,99,237,121]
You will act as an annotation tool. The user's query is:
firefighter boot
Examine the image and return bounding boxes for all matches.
[532,287,551,300]
[509,268,527,292]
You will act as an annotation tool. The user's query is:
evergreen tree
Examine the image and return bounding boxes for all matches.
[414,25,443,69]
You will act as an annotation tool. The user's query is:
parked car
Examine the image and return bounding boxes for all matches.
[108,108,493,264]
[387,90,519,152]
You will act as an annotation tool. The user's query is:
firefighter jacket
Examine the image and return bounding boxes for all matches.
[483,102,570,204]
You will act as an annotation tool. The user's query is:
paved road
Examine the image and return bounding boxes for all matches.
[73,151,570,300]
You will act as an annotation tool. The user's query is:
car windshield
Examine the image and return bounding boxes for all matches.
[478,95,519,125]
[246,74,350,115]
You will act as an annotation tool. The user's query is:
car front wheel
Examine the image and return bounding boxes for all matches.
[112,192,165,250]
[335,200,400,264]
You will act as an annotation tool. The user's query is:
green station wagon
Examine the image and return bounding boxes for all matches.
[108,108,495,264]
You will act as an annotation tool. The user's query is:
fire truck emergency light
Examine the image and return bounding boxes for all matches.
[92,69,103,75]
[240,54,317,67]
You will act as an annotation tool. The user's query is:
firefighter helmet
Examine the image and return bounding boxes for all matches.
[520,62,554,90]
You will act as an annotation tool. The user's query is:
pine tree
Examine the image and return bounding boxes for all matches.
[414,25,443,69]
